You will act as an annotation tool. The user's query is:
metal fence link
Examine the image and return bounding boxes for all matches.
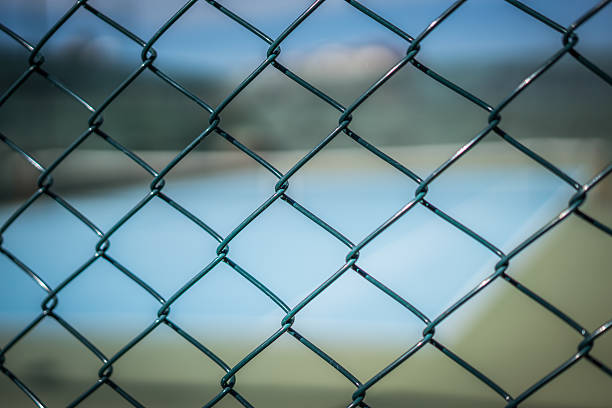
[1,0,611,407]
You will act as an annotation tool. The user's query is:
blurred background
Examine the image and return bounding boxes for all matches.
[0,0,611,407]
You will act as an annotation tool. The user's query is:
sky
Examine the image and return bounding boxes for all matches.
[1,0,611,74]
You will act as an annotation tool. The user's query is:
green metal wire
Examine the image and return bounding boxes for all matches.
[0,0,611,407]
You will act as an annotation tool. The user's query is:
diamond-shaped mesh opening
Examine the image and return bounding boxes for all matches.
[0,72,90,153]
[348,62,487,147]
[43,134,155,201]
[168,260,286,365]
[444,278,585,396]
[52,259,162,354]
[498,60,612,174]
[502,215,612,330]
[1,317,103,407]
[99,69,212,153]
[102,67,218,151]
[291,268,424,380]
[218,66,340,154]
[160,164,279,237]
[29,5,144,106]
[106,196,219,298]
[421,141,577,251]
[351,0,458,47]
[229,333,357,408]
[110,324,227,408]
[218,0,315,39]
[151,0,270,94]
[1,194,99,288]
[411,0,563,102]
[362,345,502,407]
[85,0,188,41]
[225,199,348,306]
[283,135,418,242]
[273,1,407,104]
[354,202,497,319]
[300,266,425,343]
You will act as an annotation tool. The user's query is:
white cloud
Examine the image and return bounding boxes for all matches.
[286,42,401,79]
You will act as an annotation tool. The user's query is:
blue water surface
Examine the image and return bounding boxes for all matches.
[0,165,577,344]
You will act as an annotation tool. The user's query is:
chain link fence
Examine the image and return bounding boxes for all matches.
[1,0,611,407]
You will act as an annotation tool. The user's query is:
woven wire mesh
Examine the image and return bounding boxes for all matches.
[1,0,611,407]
